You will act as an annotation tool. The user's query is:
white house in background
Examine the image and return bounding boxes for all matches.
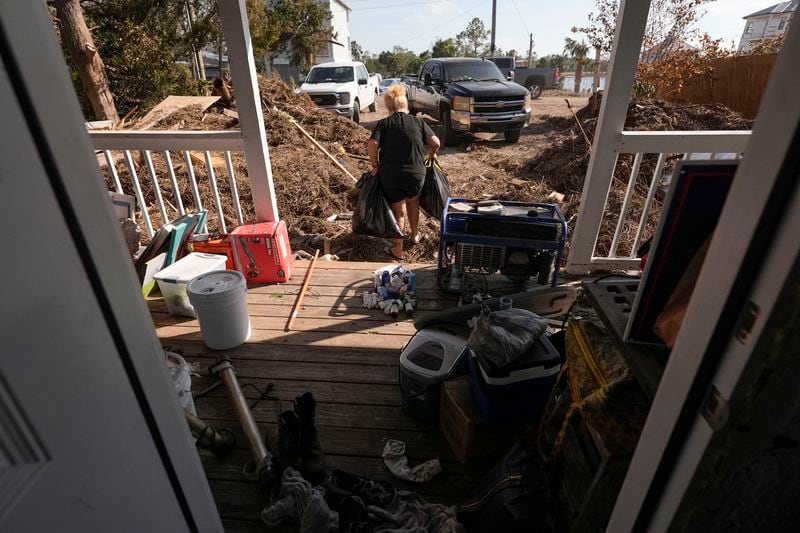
[271,0,352,81]
[737,1,798,52]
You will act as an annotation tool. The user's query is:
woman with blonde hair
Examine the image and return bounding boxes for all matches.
[368,84,441,260]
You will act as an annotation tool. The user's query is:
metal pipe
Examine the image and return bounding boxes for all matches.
[184,409,236,458]
[211,357,268,463]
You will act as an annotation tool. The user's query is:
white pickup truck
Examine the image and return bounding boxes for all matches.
[299,61,379,123]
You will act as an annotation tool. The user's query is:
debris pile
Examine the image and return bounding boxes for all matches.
[443,95,753,258]
[100,75,395,259]
[518,96,752,256]
[101,76,753,264]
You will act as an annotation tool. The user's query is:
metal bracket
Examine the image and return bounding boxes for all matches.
[702,385,730,431]
[209,355,233,376]
[735,301,760,344]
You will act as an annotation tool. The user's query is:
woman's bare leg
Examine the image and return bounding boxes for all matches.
[406,194,420,241]
[388,199,406,258]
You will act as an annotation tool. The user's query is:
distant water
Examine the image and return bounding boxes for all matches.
[560,75,606,92]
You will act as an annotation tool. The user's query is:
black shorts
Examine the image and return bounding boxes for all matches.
[379,170,425,204]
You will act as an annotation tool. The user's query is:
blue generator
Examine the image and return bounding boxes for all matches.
[437,199,568,294]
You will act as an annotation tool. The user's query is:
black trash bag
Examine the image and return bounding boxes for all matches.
[419,157,451,220]
[458,439,562,533]
[351,172,404,239]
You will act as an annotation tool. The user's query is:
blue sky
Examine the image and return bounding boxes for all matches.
[347,0,769,57]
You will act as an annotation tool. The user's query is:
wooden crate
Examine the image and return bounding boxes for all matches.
[439,376,508,464]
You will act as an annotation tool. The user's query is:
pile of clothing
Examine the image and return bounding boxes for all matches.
[361,264,417,317]
[260,392,463,533]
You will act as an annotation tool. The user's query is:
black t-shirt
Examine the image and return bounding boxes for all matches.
[370,112,434,179]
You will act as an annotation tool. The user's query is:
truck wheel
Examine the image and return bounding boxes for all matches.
[529,83,543,99]
[352,100,360,124]
[368,94,377,112]
[441,109,458,147]
[504,128,522,143]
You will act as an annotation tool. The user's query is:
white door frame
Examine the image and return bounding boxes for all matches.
[0,2,221,529]
[607,20,800,532]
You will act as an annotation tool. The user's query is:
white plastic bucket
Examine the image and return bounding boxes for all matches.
[154,252,229,317]
[187,270,251,350]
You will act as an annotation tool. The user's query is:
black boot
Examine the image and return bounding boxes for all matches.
[277,410,302,472]
[295,392,327,483]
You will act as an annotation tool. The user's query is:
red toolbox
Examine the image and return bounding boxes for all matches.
[190,235,236,270]
[230,221,293,284]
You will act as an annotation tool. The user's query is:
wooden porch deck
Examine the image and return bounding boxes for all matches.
[150,261,486,532]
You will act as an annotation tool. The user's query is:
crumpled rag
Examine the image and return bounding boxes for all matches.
[382,439,442,483]
[368,491,465,533]
[261,467,338,532]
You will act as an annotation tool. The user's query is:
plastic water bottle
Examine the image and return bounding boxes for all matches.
[448,266,462,292]
[406,272,417,292]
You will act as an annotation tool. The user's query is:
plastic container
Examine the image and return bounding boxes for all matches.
[468,335,561,426]
[154,252,228,317]
[399,326,470,421]
[187,270,251,350]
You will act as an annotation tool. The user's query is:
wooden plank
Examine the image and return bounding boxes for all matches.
[135,95,220,129]
[292,260,435,271]
[173,340,401,365]
[193,426,455,463]
[152,292,453,312]
[152,312,417,336]
[183,356,400,385]
[156,326,413,349]
[200,450,482,497]
[150,299,436,322]
[195,398,432,433]
[193,375,401,406]
[188,150,227,169]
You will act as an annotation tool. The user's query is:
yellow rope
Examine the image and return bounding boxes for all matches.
[573,322,608,389]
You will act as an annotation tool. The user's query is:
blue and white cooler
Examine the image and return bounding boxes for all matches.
[468,335,561,425]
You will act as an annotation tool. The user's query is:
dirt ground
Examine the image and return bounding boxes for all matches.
[353,95,589,261]
[360,95,589,181]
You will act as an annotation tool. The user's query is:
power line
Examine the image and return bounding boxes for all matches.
[352,1,450,11]
[400,6,476,46]
[510,0,530,37]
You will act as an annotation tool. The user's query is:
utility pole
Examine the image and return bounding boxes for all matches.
[528,33,534,68]
[490,0,497,57]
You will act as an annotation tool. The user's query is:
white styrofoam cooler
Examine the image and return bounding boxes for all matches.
[154,252,228,317]
[187,270,251,350]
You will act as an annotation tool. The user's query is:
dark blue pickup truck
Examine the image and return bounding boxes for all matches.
[406,58,532,145]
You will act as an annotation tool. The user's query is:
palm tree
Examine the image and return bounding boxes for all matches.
[564,38,590,94]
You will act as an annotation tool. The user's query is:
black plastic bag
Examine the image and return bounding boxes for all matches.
[351,172,404,239]
[419,158,451,220]
[458,439,562,533]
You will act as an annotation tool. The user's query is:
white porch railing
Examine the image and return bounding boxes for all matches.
[88,0,281,239]
[564,0,754,275]
[91,131,249,237]
[566,131,751,273]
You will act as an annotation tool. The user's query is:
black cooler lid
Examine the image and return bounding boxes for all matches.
[475,335,560,379]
